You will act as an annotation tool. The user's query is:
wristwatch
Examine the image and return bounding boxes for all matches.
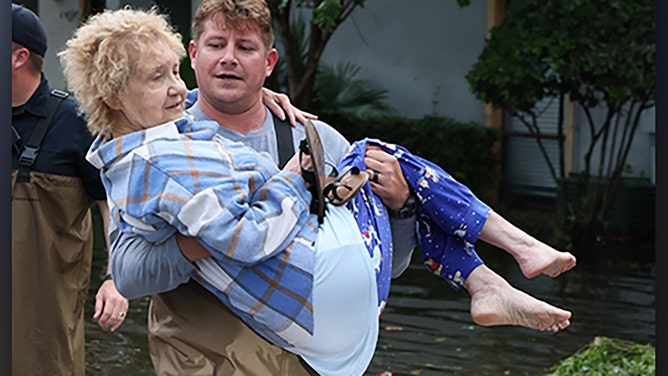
[387,194,418,219]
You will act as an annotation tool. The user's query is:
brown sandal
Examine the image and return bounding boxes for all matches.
[300,120,328,224]
[323,166,368,206]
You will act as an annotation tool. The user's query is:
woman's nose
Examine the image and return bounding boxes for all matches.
[168,77,186,96]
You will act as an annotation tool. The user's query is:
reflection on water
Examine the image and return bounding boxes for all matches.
[84,242,654,375]
[84,294,153,375]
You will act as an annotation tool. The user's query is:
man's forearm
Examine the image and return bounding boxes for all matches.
[389,215,417,278]
[95,200,112,274]
[110,230,196,299]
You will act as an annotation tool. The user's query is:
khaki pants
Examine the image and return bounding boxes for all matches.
[148,280,318,376]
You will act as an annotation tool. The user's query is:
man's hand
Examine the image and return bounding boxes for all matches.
[364,146,410,209]
[262,88,318,126]
[93,280,129,332]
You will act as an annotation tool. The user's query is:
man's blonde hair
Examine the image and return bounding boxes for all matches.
[192,0,274,51]
[59,7,185,135]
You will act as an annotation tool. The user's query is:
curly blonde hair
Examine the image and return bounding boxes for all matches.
[192,0,274,51]
[59,7,185,136]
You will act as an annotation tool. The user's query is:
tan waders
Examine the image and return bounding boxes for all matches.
[12,171,93,376]
[149,280,318,376]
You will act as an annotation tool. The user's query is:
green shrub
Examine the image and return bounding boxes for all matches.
[549,337,655,376]
[322,113,501,201]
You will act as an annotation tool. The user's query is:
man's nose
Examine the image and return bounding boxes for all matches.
[220,44,238,65]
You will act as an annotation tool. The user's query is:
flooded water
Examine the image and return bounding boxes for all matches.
[366,246,655,375]
[84,237,654,375]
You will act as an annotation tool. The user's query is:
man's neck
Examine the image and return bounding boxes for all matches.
[197,97,267,135]
[12,72,41,107]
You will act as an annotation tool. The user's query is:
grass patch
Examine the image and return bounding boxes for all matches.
[548,337,655,375]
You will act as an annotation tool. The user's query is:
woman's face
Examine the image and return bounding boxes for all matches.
[112,40,187,136]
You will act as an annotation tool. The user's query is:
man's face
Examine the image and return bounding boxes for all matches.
[189,13,278,113]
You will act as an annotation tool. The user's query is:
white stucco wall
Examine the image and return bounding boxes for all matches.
[319,0,488,123]
[571,105,656,183]
[40,0,81,91]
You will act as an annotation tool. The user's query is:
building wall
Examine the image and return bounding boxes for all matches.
[571,105,656,183]
[319,0,489,123]
[38,0,81,91]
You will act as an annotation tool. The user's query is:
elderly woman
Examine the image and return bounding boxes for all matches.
[60,8,573,376]
[61,8,383,374]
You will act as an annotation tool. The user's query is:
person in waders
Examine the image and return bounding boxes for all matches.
[11,4,128,375]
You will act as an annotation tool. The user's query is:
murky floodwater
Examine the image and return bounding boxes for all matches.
[366,245,655,375]
[84,239,654,375]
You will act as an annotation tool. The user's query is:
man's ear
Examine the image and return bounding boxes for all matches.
[12,47,30,70]
[265,48,278,78]
[189,40,198,70]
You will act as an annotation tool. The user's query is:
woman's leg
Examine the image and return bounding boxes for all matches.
[344,139,574,333]
[365,139,575,282]
[479,211,576,278]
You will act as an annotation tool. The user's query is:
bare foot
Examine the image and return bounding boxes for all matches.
[515,241,577,279]
[465,266,571,332]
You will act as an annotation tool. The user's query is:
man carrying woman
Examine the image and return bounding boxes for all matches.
[60,2,575,375]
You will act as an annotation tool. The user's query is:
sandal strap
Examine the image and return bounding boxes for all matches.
[323,182,345,203]
[324,166,366,206]
[298,139,317,187]
[298,141,321,215]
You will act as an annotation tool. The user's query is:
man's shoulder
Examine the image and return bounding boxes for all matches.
[292,119,346,142]
[315,120,350,152]
[57,93,81,115]
[290,119,351,165]
[53,95,89,132]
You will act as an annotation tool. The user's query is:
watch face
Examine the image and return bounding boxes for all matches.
[396,208,411,219]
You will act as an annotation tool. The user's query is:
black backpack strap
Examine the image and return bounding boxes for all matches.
[12,125,23,155]
[272,112,294,169]
[16,89,68,182]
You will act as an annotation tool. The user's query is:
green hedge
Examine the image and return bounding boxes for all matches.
[321,113,501,201]
[548,337,655,376]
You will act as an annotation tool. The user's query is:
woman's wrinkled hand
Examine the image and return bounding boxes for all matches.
[262,88,318,126]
